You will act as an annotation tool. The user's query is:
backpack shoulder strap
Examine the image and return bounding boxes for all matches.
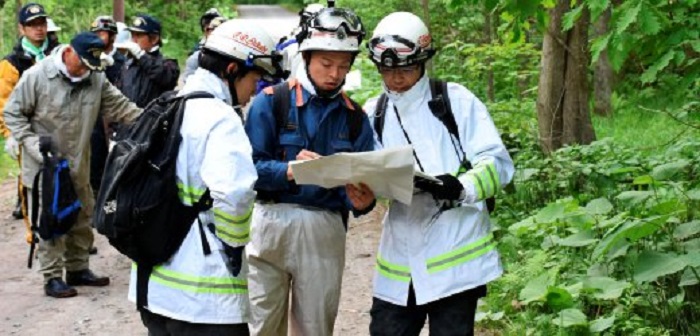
[428,78,459,141]
[345,98,364,143]
[373,94,388,144]
[271,82,292,134]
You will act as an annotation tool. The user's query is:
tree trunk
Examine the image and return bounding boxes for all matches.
[421,0,433,75]
[593,7,613,116]
[536,0,596,154]
[484,5,495,102]
[113,0,125,22]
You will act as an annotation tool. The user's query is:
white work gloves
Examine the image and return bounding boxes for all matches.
[115,41,145,60]
[4,136,19,160]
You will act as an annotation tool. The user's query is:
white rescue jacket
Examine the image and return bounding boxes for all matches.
[128,68,257,323]
[363,75,515,306]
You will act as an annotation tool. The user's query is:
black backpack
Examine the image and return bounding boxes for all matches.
[374,79,495,212]
[27,136,82,268]
[93,90,213,308]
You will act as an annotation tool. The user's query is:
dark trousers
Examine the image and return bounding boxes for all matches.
[140,309,250,336]
[90,113,108,195]
[370,284,487,336]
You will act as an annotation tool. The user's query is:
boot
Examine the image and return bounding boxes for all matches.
[44,278,78,298]
[66,269,110,287]
[12,196,23,219]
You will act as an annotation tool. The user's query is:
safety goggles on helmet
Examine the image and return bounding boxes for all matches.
[91,16,118,34]
[308,8,365,37]
[368,34,435,68]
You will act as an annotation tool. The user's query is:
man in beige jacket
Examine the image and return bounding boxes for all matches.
[4,32,142,298]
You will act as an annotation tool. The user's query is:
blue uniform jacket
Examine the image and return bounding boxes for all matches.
[245,82,374,214]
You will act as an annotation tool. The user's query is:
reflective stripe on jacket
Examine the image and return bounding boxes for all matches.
[129,68,257,323]
[363,75,515,306]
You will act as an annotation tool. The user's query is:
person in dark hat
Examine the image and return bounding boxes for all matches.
[89,15,127,203]
[3,32,142,299]
[0,3,59,234]
[116,14,179,108]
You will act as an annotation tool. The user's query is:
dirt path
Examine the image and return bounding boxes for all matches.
[0,179,415,335]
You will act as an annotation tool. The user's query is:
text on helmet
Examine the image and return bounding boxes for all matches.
[232,32,269,54]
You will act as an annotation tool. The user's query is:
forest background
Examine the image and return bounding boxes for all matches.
[1,0,699,334]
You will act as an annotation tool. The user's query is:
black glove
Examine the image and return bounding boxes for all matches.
[222,245,244,277]
[415,174,464,201]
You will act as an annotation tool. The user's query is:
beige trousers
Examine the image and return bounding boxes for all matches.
[247,203,346,336]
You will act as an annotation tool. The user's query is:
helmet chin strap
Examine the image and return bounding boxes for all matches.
[225,69,243,117]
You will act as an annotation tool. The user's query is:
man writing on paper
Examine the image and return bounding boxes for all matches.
[244,5,376,335]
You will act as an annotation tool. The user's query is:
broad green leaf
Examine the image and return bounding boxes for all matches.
[679,268,699,287]
[615,190,653,207]
[606,240,630,261]
[674,220,700,240]
[546,287,575,311]
[536,202,568,223]
[633,251,688,283]
[681,252,700,268]
[566,213,596,228]
[691,41,700,53]
[592,216,666,260]
[683,238,700,252]
[519,272,550,304]
[687,189,700,201]
[562,5,584,31]
[558,230,597,247]
[515,168,539,182]
[583,276,630,300]
[553,308,588,327]
[508,216,537,235]
[615,2,641,34]
[650,159,689,180]
[585,198,613,216]
[632,175,655,186]
[589,315,615,333]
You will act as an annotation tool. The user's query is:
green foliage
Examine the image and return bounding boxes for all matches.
[0,0,238,63]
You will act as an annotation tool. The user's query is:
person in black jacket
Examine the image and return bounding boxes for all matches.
[89,15,127,197]
[117,14,179,108]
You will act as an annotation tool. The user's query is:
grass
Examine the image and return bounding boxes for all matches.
[592,105,700,153]
[0,138,19,183]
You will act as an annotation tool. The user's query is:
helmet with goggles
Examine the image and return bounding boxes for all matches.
[297,6,365,54]
[368,12,435,68]
[91,16,118,34]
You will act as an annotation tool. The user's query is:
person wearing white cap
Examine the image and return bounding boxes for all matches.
[47,18,61,45]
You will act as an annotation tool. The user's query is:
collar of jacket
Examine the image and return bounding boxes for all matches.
[295,66,354,109]
[44,46,92,86]
[10,37,58,61]
[181,68,232,104]
[383,74,430,113]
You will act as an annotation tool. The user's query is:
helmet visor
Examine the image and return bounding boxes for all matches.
[368,34,434,67]
[310,8,364,35]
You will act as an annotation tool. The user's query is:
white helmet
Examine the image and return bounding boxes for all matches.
[299,3,325,24]
[203,19,284,80]
[297,7,365,54]
[368,12,435,67]
[47,18,61,33]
